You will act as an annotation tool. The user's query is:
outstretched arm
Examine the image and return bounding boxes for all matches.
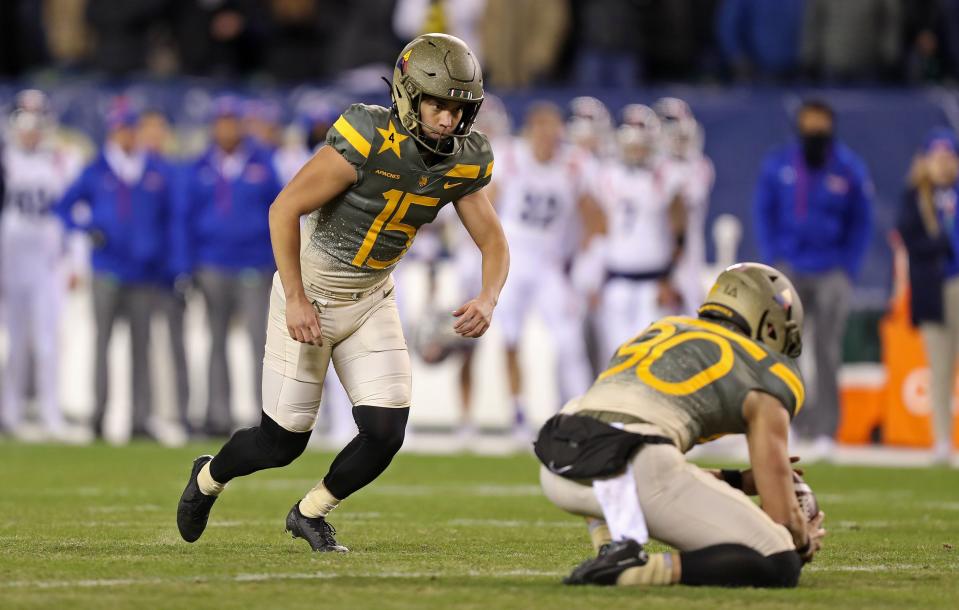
[743,391,818,558]
[268,145,357,345]
[452,186,509,338]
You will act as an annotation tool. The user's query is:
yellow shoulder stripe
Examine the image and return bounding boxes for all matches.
[333,115,371,159]
[769,362,805,414]
[445,164,481,179]
[484,161,494,178]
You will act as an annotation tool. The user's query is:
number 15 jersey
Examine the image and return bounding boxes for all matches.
[304,103,494,291]
[571,316,805,452]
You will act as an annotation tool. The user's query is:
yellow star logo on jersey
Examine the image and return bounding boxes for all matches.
[376,120,408,159]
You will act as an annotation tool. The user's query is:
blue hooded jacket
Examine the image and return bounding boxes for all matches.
[753,140,874,278]
[172,141,282,276]
[55,151,174,283]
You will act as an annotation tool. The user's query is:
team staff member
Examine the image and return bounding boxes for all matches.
[137,109,194,438]
[56,106,174,440]
[754,99,873,459]
[177,33,509,552]
[538,263,825,588]
[898,128,959,465]
[172,97,283,437]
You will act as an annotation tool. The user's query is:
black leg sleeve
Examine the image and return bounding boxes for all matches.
[208,411,312,483]
[680,544,802,588]
[322,405,409,500]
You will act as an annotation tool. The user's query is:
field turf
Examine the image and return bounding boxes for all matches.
[1,441,958,609]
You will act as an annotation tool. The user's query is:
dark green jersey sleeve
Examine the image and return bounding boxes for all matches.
[755,354,805,419]
[327,104,376,169]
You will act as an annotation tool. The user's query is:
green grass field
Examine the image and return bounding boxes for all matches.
[1,441,958,609]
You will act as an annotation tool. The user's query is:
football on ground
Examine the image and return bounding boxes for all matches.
[1,442,957,610]
[794,472,820,521]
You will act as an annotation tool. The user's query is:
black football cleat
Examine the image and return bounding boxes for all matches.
[176,455,218,543]
[563,538,649,586]
[285,503,349,553]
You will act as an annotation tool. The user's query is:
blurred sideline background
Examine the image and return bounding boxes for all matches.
[0,0,956,458]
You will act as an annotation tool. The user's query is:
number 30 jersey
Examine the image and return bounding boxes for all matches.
[303,103,494,291]
[571,316,805,452]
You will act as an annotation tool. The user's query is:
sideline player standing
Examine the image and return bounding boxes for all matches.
[586,104,686,362]
[177,33,509,552]
[537,263,825,587]
[494,102,602,439]
[0,90,81,440]
[654,97,714,316]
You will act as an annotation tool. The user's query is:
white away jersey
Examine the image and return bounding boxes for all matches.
[494,138,593,264]
[591,158,675,275]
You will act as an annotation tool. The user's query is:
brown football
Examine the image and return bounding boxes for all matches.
[793,472,819,522]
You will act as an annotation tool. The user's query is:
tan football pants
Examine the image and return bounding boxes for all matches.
[539,423,795,556]
[262,272,412,433]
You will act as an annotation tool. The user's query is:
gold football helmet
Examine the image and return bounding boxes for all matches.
[698,263,804,357]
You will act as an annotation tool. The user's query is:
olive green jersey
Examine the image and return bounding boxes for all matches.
[302,103,494,291]
[570,316,805,452]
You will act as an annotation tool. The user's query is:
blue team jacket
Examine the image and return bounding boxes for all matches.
[172,142,281,276]
[753,140,874,278]
[55,152,174,283]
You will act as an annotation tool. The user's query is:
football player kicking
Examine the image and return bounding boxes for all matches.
[177,33,509,552]
[537,263,826,587]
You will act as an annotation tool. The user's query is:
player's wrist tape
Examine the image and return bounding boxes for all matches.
[720,469,743,490]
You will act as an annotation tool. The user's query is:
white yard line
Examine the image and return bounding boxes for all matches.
[1,569,567,590]
[447,518,583,529]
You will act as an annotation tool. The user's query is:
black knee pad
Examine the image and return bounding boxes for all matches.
[354,405,409,457]
[322,406,410,500]
[680,544,802,588]
[210,411,312,482]
[765,549,802,588]
[257,411,312,467]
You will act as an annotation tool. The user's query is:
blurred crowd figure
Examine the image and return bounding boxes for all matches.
[0,1,958,86]
[0,88,353,445]
[897,129,959,465]
[0,90,82,441]
[3,85,958,465]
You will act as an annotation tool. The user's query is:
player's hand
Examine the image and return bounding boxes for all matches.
[800,510,826,563]
[286,294,323,346]
[452,296,494,338]
[739,456,803,495]
[67,273,83,292]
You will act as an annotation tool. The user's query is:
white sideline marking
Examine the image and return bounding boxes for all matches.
[2,569,567,590]
[367,484,542,497]
[87,504,161,514]
[447,518,582,529]
[805,564,929,573]
[247,481,542,497]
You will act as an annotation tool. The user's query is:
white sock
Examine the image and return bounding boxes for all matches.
[299,482,340,518]
[197,461,226,497]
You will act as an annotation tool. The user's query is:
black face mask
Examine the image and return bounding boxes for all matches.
[800,132,833,168]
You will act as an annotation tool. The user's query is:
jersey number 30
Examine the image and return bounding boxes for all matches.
[352,189,440,269]
[599,317,804,411]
